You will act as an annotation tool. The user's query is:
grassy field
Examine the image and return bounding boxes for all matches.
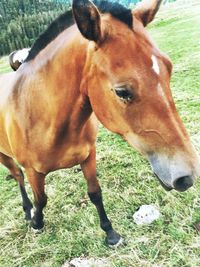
[0,56,12,74]
[0,1,200,266]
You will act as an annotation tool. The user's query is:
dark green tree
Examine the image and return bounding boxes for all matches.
[0,0,70,56]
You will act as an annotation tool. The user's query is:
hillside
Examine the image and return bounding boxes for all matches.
[0,0,69,55]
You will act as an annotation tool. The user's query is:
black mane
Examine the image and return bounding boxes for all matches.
[25,10,74,62]
[93,0,132,28]
[25,1,132,62]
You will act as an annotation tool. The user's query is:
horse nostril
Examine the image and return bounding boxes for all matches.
[173,176,194,192]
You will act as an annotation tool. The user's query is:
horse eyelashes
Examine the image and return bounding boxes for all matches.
[114,86,134,103]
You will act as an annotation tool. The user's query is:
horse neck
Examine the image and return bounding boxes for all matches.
[24,29,93,133]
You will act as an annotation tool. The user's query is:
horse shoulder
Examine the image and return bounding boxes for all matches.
[0,72,21,156]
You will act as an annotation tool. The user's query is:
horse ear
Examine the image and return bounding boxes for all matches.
[72,0,102,42]
[133,0,163,27]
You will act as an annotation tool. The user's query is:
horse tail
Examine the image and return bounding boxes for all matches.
[9,48,30,71]
[9,51,20,71]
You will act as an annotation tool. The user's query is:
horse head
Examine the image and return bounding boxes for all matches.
[72,0,200,192]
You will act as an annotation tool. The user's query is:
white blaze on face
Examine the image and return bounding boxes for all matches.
[151,55,160,75]
[13,48,30,63]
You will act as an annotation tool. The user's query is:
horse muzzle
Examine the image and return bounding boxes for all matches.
[173,175,194,192]
[148,152,199,192]
[155,173,194,192]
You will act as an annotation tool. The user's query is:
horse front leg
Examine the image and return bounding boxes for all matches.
[81,146,123,247]
[25,168,47,230]
[0,153,33,220]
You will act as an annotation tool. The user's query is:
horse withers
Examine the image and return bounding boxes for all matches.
[0,0,199,247]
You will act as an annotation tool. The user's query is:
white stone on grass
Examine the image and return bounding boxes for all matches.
[133,204,160,225]
[62,258,109,267]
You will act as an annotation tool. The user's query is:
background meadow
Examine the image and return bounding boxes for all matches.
[0,0,200,266]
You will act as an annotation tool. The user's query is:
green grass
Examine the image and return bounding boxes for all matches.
[0,56,12,74]
[0,1,200,266]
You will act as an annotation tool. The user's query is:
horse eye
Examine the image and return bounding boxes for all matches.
[114,86,133,103]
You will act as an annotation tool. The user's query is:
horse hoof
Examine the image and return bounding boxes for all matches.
[5,174,14,181]
[108,236,124,249]
[30,227,43,234]
[24,207,34,221]
[25,212,32,221]
[106,230,124,248]
[30,219,44,232]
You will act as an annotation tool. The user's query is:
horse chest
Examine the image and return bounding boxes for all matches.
[32,142,91,174]
[56,143,91,169]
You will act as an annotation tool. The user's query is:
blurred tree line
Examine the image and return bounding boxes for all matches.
[0,0,143,56]
[0,0,175,56]
[0,0,70,56]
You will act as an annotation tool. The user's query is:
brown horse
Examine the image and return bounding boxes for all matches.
[8,48,30,71]
[0,0,199,247]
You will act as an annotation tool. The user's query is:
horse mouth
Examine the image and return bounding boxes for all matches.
[154,174,173,191]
